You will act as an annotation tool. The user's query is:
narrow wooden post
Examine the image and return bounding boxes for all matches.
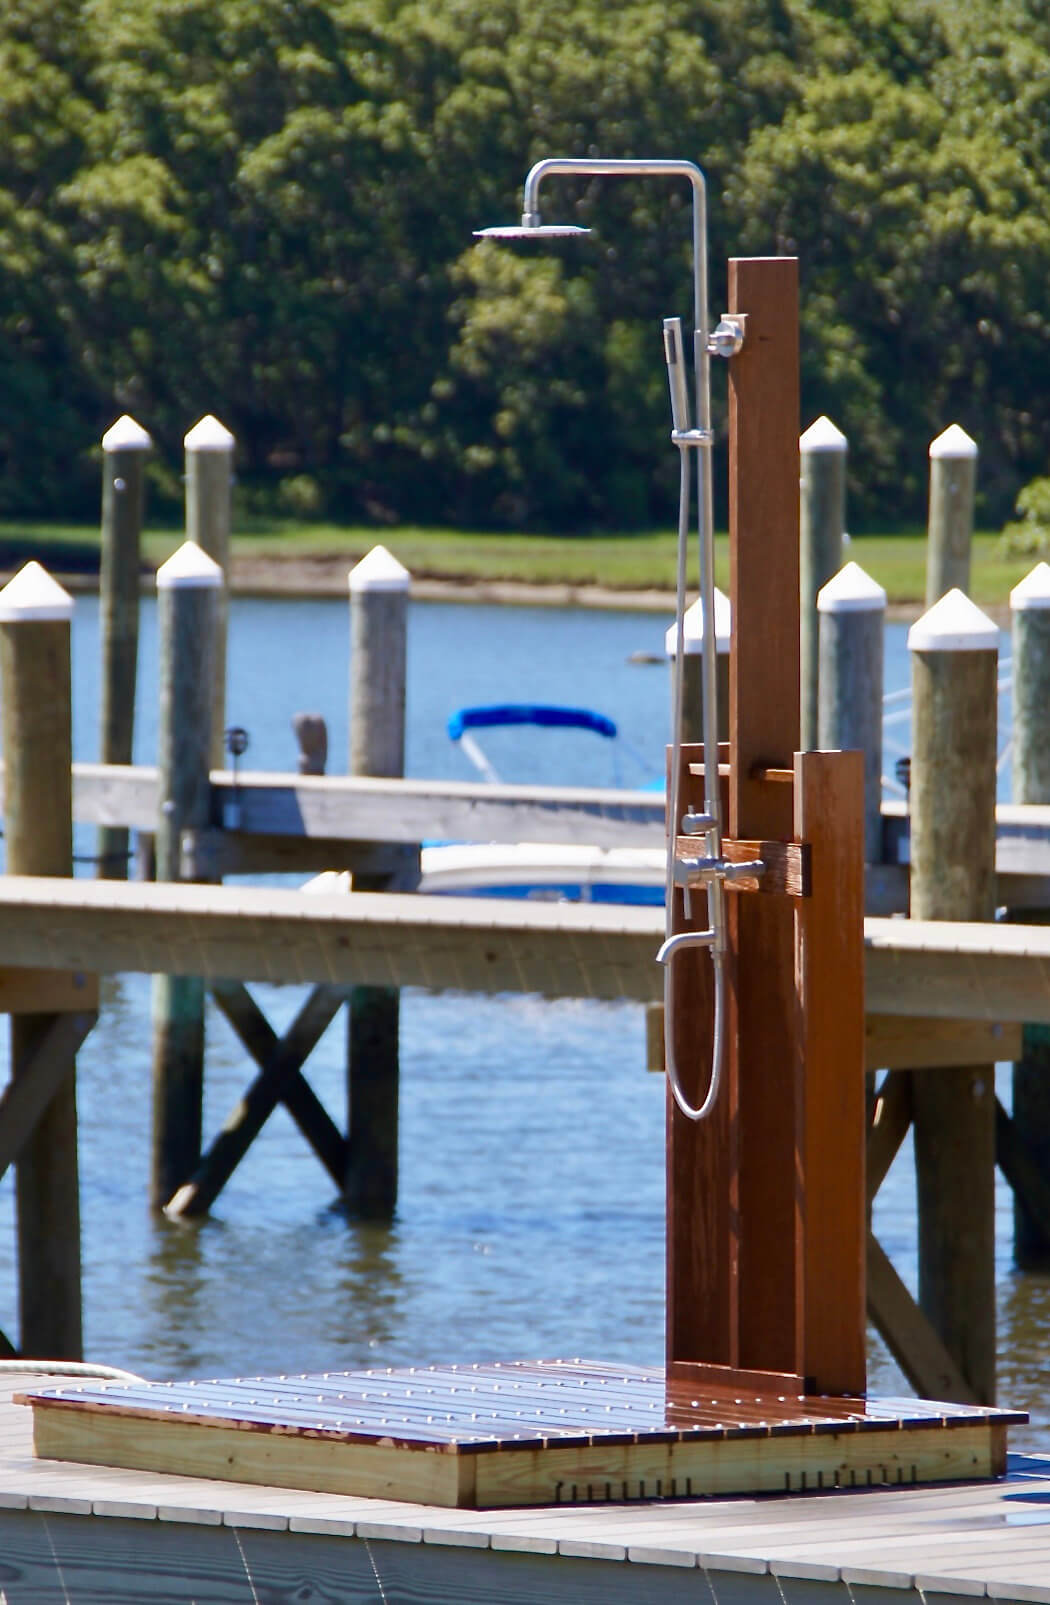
[98,415,151,880]
[293,713,328,776]
[799,415,847,751]
[0,562,82,1357]
[817,560,886,864]
[1010,561,1050,1266]
[184,416,233,769]
[150,541,221,1209]
[925,425,978,608]
[345,545,409,1218]
[665,588,730,744]
[908,587,999,1401]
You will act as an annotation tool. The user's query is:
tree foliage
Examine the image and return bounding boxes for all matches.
[0,0,1048,527]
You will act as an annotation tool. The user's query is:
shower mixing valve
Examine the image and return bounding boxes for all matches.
[707,314,747,359]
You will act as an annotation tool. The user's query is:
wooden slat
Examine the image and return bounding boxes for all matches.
[796,749,866,1396]
[729,255,803,1379]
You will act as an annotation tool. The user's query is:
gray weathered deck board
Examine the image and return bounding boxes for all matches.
[1,1381,1050,1600]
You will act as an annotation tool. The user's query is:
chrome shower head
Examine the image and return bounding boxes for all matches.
[473,216,590,240]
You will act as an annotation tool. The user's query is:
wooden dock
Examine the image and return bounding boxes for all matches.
[0,1371,1048,1601]
[3,872,1050,1025]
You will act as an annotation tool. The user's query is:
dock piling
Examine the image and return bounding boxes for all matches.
[817,560,886,864]
[0,563,84,1358]
[150,541,221,1209]
[799,415,847,751]
[925,425,978,608]
[98,415,151,880]
[908,587,1000,1402]
[184,416,233,770]
[344,546,411,1218]
[664,588,730,744]
[1010,561,1050,1267]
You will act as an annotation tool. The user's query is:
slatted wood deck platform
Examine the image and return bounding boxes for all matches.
[17,1360,1026,1511]
[0,1372,1047,1601]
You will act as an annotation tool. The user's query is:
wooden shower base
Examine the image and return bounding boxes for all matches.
[18,1358,1024,1509]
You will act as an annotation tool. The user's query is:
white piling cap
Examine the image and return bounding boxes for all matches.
[102,414,152,452]
[817,560,886,614]
[349,544,410,593]
[156,540,223,590]
[908,587,999,652]
[929,423,977,460]
[0,561,74,622]
[184,415,235,452]
[1010,562,1050,612]
[664,588,730,655]
[799,415,847,453]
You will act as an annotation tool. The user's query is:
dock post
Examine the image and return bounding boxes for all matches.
[184,416,233,769]
[799,415,847,751]
[0,563,82,1357]
[98,415,151,880]
[1010,561,1050,1265]
[665,588,730,744]
[150,541,221,1208]
[908,588,999,1401]
[345,545,411,1217]
[925,425,978,608]
[817,560,886,864]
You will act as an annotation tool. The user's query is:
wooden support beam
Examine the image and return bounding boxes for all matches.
[995,1095,1050,1248]
[165,983,349,1218]
[867,1070,913,1206]
[208,980,349,1186]
[866,1232,976,1404]
[728,255,803,1380]
[0,968,98,1014]
[0,1012,97,1184]
[866,1015,1022,1071]
[796,748,866,1396]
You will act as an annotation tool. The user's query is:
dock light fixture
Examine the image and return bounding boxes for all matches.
[476,158,745,1122]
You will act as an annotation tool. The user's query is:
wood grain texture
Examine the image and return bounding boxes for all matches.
[910,643,998,1405]
[1,610,83,1360]
[666,753,736,1369]
[795,749,866,1396]
[728,257,803,1378]
[866,1016,1021,1071]
[674,837,810,897]
[0,876,666,1000]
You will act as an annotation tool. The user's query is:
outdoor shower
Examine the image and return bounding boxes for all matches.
[476,157,748,1121]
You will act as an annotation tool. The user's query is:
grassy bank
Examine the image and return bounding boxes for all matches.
[0,519,1036,607]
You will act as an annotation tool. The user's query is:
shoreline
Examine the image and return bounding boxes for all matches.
[25,550,932,622]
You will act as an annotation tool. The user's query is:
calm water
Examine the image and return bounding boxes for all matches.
[1,594,1047,1447]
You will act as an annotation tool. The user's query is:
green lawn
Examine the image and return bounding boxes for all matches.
[0,518,1037,607]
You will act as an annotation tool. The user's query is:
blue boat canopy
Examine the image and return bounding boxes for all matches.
[447,704,618,742]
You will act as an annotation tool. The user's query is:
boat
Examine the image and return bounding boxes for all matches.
[418,703,665,905]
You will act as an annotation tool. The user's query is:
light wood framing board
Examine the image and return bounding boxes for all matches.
[20,1361,1023,1511]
